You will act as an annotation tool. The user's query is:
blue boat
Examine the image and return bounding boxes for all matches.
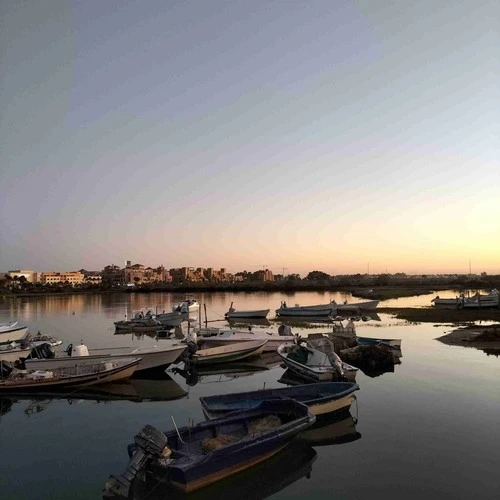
[356,336,401,349]
[200,382,359,420]
[103,399,315,497]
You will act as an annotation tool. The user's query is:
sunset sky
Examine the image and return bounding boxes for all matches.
[1,1,498,276]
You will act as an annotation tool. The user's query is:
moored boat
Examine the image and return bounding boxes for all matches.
[103,399,316,496]
[277,342,344,381]
[225,303,270,319]
[24,342,186,373]
[200,381,359,420]
[188,340,268,365]
[197,327,295,352]
[275,301,336,317]
[172,297,200,314]
[0,357,140,392]
[0,322,29,344]
[356,336,402,349]
[0,342,31,363]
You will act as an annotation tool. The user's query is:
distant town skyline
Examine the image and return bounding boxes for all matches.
[1,2,498,276]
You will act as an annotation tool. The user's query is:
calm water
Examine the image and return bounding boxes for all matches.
[1,291,499,500]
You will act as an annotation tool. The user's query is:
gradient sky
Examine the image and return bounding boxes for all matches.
[1,1,499,276]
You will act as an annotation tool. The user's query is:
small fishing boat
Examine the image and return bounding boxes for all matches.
[189,340,268,365]
[0,322,29,344]
[126,439,317,500]
[225,303,270,319]
[29,333,63,347]
[356,336,402,349]
[24,342,187,373]
[172,297,200,314]
[334,299,380,312]
[103,399,316,496]
[275,301,336,317]
[0,357,140,392]
[277,342,344,381]
[197,327,295,352]
[200,381,359,420]
[155,311,184,327]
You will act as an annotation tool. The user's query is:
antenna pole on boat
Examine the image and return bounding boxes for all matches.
[204,303,208,328]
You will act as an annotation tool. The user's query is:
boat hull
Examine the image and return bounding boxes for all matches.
[0,359,139,392]
[198,331,295,352]
[0,346,31,363]
[225,309,270,319]
[356,336,402,349]
[0,326,29,344]
[191,341,267,365]
[24,345,186,373]
[275,307,335,317]
[200,381,359,420]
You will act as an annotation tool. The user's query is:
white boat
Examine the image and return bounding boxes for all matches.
[334,299,380,312]
[0,342,31,363]
[461,290,499,309]
[28,333,63,348]
[431,295,463,306]
[197,326,296,352]
[172,298,200,314]
[277,342,345,381]
[188,340,268,365]
[0,322,29,344]
[275,301,337,317]
[24,342,187,373]
[224,303,270,319]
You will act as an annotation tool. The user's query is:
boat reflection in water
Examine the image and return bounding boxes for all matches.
[169,358,271,387]
[301,411,361,447]
[128,440,317,500]
[226,317,271,328]
[0,372,188,416]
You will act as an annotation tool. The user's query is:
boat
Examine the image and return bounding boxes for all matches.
[197,326,296,352]
[114,317,163,332]
[356,336,402,349]
[172,297,200,314]
[275,301,336,317]
[28,332,63,347]
[460,290,499,309]
[431,295,463,306]
[0,357,140,392]
[0,342,31,363]
[188,340,268,365]
[103,398,316,496]
[24,342,187,373]
[155,311,184,327]
[125,439,317,500]
[277,342,344,381]
[224,303,270,319]
[333,299,380,312]
[200,381,359,420]
[0,322,29,344]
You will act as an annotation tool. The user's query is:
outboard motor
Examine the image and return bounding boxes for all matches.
[103,425,168,499]
[29,342,56,360]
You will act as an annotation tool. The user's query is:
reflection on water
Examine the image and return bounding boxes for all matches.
[301,411,361,447]
[130,440,318,500]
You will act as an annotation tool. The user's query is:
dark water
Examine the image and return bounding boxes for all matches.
[1,291,499,499]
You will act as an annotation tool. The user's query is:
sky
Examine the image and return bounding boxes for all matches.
[1,0,499,276]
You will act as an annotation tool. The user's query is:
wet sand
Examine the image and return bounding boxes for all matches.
[436,325,500,351]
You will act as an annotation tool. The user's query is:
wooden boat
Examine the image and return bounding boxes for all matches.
[275,301,336,317]
[431,295,463,306]
[126,439,317,500]
[189,340,268,365]
[356,336,402,349]
[224,303,270,319]
[103,399,316,496]
[277,342,344,381]
[24,342,187,373]
[0,357,140,392]
[197,327,295,352]
[200,381,359,420]
[0,322,29,344]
